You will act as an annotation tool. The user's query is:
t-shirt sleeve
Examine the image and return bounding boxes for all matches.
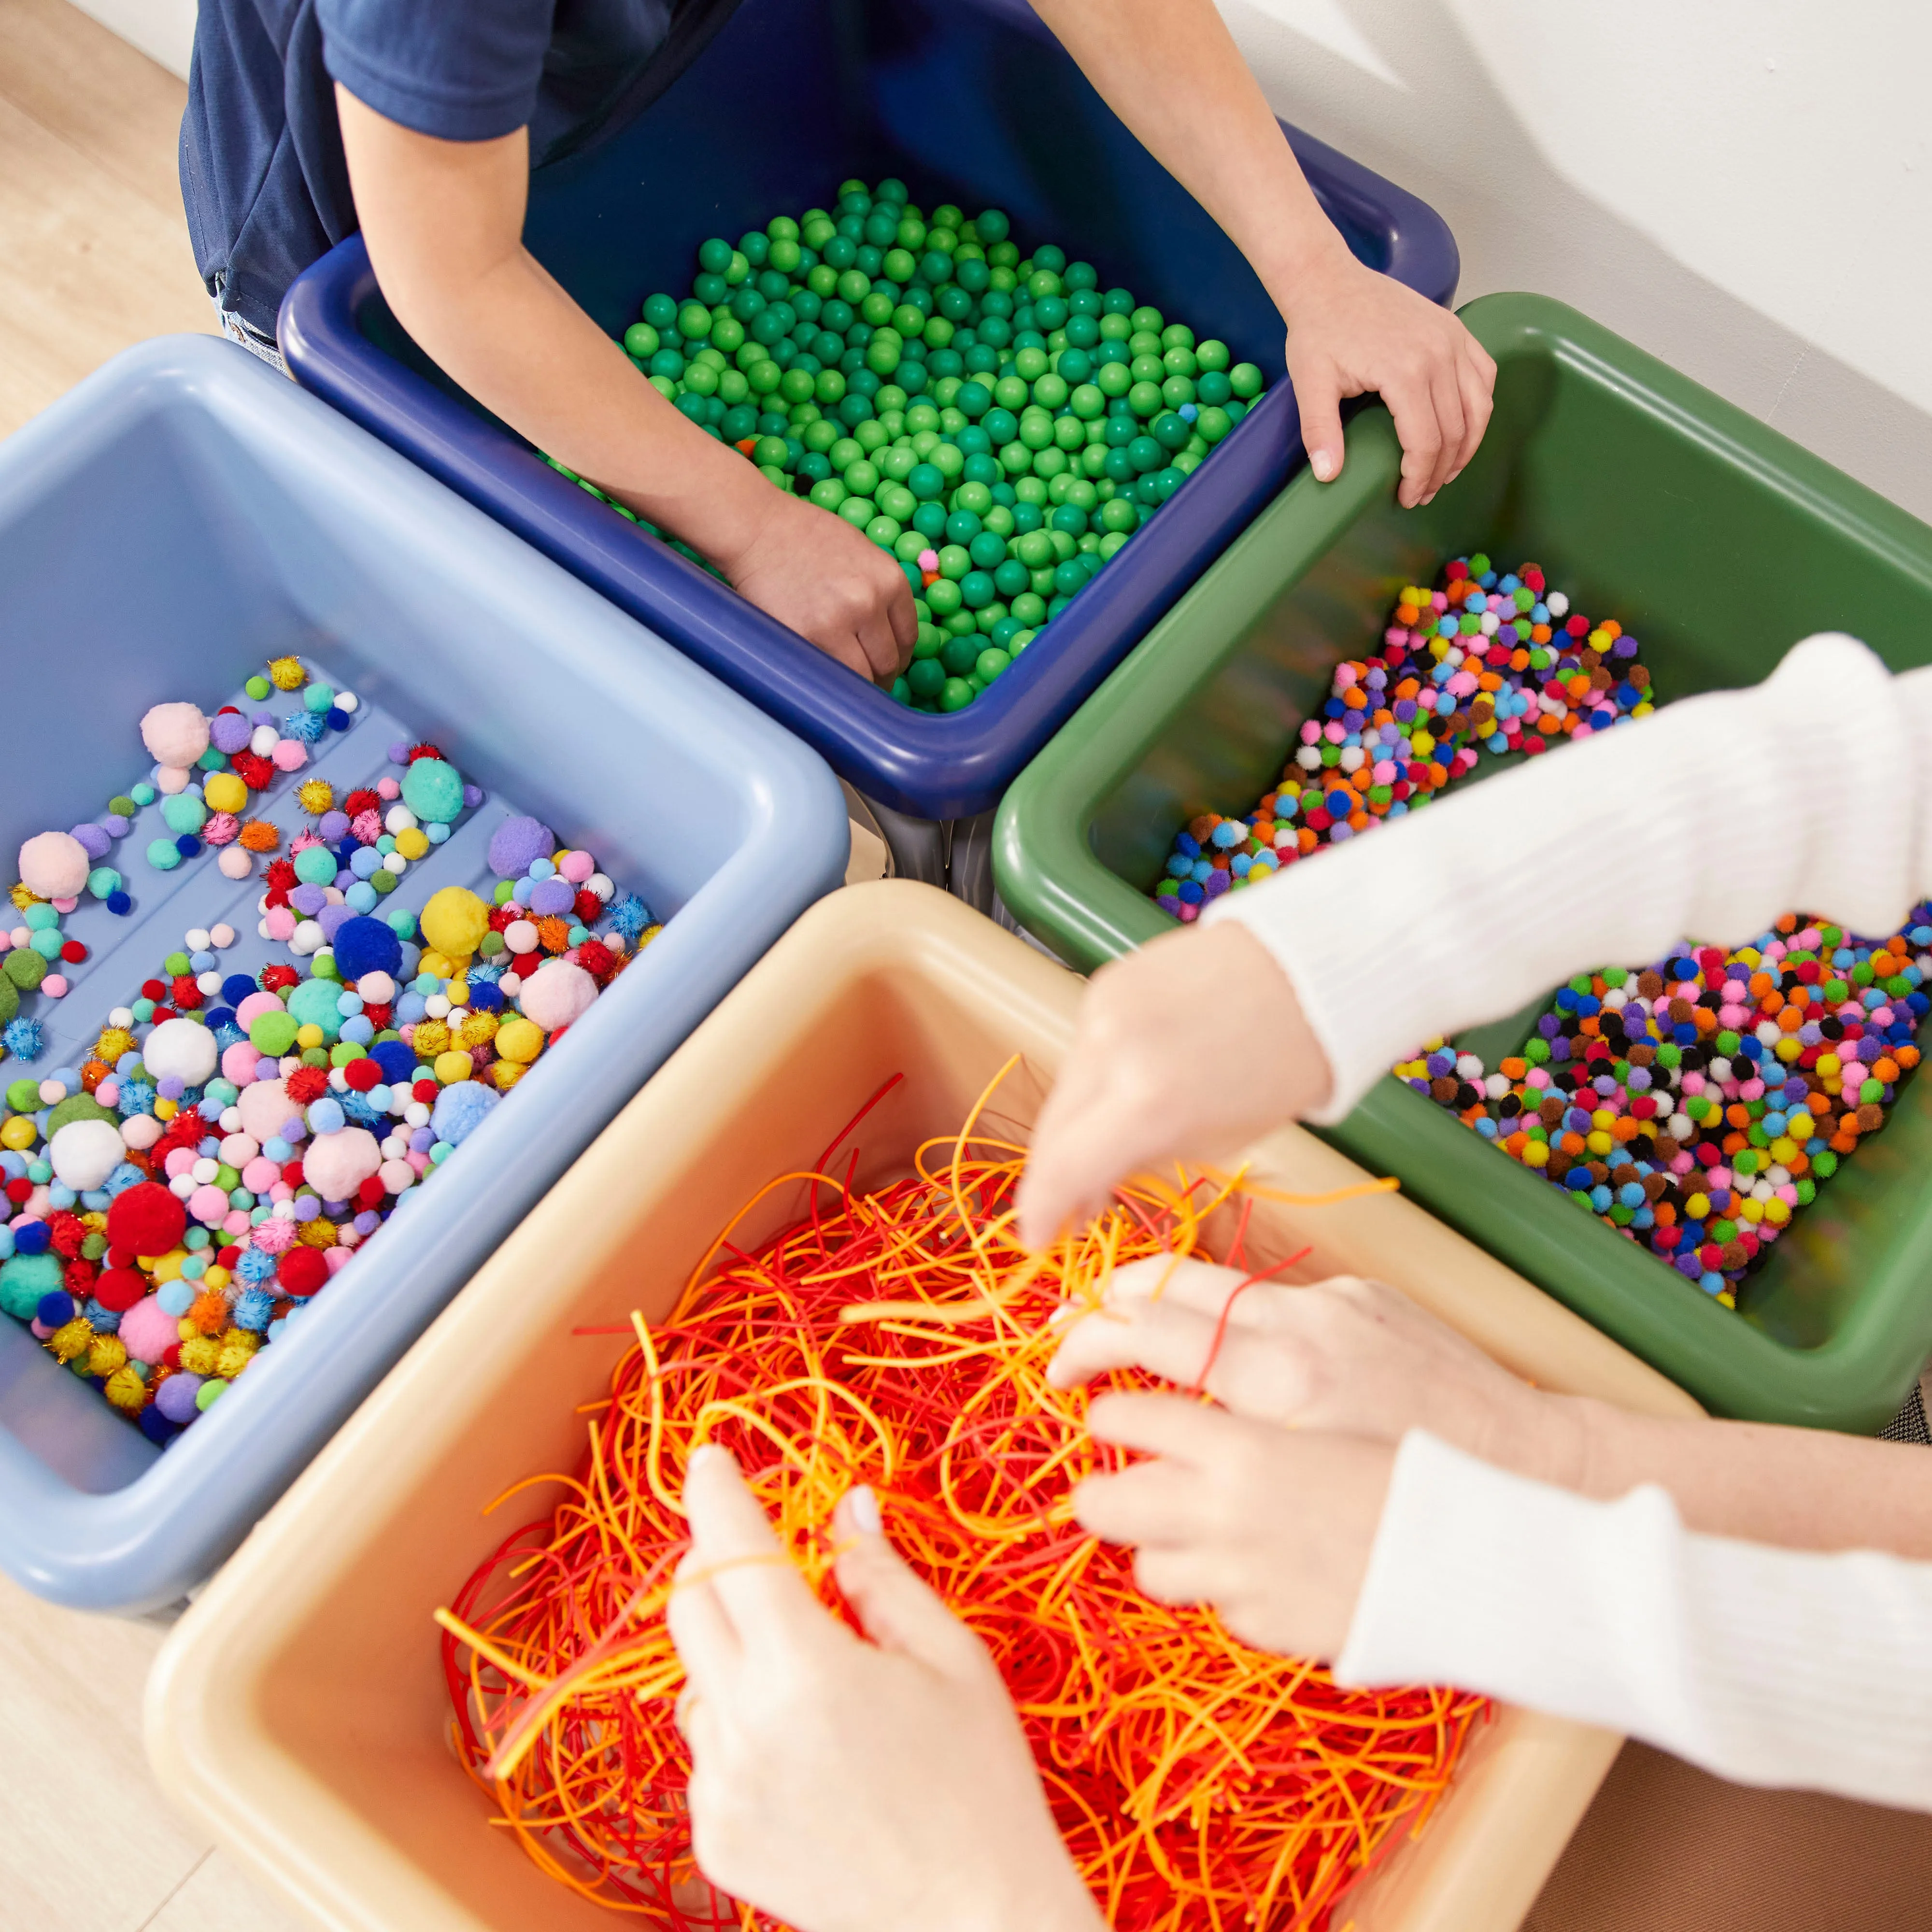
[317,0,560,142]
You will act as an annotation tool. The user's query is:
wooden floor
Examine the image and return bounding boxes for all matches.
[0,0,216,441]
[2,4,1929,1930]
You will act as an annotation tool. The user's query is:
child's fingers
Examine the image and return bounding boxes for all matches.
[1047,1291,1225,1392]
[1292,357,1347,484]
[1071,1457,1207,1549]
[682,1445,828,1650]
[1380,370,1443,510]
[831,1488,991,1681]
[667,1550,742,1698]
[1420,369,1466,503]
[1084,1388,1241,1464]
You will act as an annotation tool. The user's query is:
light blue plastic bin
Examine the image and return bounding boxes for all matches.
[0,338,849,1612]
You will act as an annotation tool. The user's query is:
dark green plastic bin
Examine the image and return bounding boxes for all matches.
[994,292,1932,1432]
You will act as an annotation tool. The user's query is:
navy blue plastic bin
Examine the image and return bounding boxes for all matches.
[0,337,849,1612]
[278,0,1459,821]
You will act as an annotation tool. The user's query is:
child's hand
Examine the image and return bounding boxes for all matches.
[1015,922,1334,1251]
[1074,1392,1393,1660]
[1047,1257,1571,1480]
[1282,251,1496,510]
[668,1446,1105,1932]
[717,489,916,684]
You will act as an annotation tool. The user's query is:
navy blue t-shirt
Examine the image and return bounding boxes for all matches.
[181,0,738,340]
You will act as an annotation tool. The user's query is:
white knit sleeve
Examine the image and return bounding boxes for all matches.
[1334,1431,1932,1811]
[1204,635,1932,1122]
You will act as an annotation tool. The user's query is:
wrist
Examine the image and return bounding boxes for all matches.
[612,426,777,570]
[1253,225,1357,329]
[1484,1390,1601,1495]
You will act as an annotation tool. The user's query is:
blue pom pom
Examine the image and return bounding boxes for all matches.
[231,1287,277,1331]
[605,892,651,939]
[13,1222,51,1256]
[2,1016,44,1061]
[430,1080,499,1148]
[175,834,201,858]
[236,1246,279,1286]
[327,707,350,731]
[107,891,132,915]
[105,1162,145,1196]
[117,1079,156,1117]
[82,1295,121,1333]
[282,709,326,744]
[332,915,403,983]
[222,973,258,1007]
[339,1090,385,1128]
[467,981,505,1012]
[36,1291,74,1328]
[370,1039,416,1084]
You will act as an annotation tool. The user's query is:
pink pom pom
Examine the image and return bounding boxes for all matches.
[122,1116,163,1151]
[251,1216,297,1254]
[155,765,192,796]
[222,1042,263,1085]
[558,850,594,884]
[163,1147,197,1179]
[219,847,254,880]
[204,813,240,847]
[271,738,309,772]
[375,776,401,800]
[223,1210,253,1236]
[142,701,211,768]
[237,1078,292,1142]
[351,809,382,845]
[188,1183,231,1225]
[302,1126,382,1200]
[264,907,297,942]
[379,1158,415,1194]
[18,830,89,899]
[324,1246,354,1276]
[40,975,68,999]
[242,1155,280,1193]
[119,1297,180,1366]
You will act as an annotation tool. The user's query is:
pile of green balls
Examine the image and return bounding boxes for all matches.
[561,176,1265,712]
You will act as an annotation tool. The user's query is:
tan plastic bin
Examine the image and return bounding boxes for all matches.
[145,881,1700,1932]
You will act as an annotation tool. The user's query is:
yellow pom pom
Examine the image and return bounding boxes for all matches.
[489,1060,526,1093]
[457,1012,498,1049]
[395,826,430,860]
[203,771,249,815]
[638,924,664,952]
[298,778,335,816]
[1,1116,38,1151]
[445,979,469,1007]
[421,886,489,961]
[150,1248,187,1281]
[298,1216,337,1250]
[48,1317,94,1364]
[434,1048,474,1085]
[105,1365,148,1412]
[86,1335,128,1379]
[155,1097,178,1122]
[418,951,457,982]
[203,1264,231,1292]
[178,1336,221,1377]
[10,882,46,911]
[95,1026,137,1064]
[494,1016,545,1065]
[268,654,307,690]
[295,1023,326,1051]
[411,1020,452,1059]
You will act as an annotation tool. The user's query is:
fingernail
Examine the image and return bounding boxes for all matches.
[689,1442,735,1472]
[847,1484,882,1534]
[1310,449,1335,483]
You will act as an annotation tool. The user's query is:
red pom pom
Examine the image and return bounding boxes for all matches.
[573,889,604,926]
[107,1182,186,1259]
[1564,614,1590,637]
[360,1002,393,1031]
[150,1007,177,1024]
[218,1246,242,1269]
[413,1079,440,1104]
[3,1178,31,1206]
[356,1176,386,1209]
[278,1247,329,1298]
[285,1065,329,1103]
[261,963,299,993]
[93,1266,148,1313]
[162,1342,183,1369]
[281,1160,308,1188]
[141,979,167,1002]
[264,859,298,891]
[63,1259,98,1298]
[60,939,86,965]
[574,941,615,981]
[231,750,275,789]
[342,788,381,818]
[487,904,520,933]
[171,975,203,1010]
[343,1057,381,1092]
[48,1210,88,1258]
[406,741,444,765]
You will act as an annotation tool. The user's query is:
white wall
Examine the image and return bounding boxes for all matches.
[1228,0,1932,521]
[70,0,196,81]
[74,0,1932,521]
